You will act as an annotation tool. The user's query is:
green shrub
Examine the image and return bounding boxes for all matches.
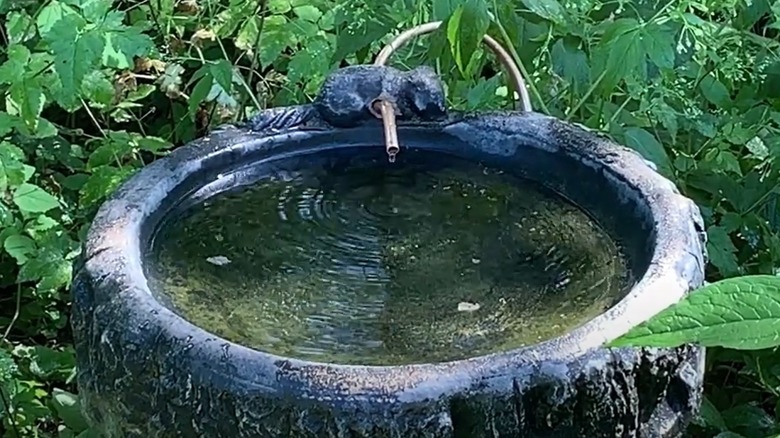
[0,0,778,436]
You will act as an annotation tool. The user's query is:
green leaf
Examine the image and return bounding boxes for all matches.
[6,10,36,44]
[0,141,29,190]
[63,0,112,22]
[721,403,779,438]
[699,74,732,107]
[446,0,490,76]
[3,234,36,264]
[87,141,131,169]
[465,76,503,110]
[706,225,740,276]
[594,18,643,93]
[209,60,234,95]
[97,11,154,69]
[62,173,90,191]
[158,63,184,98]
[51,388,89,432]
[28,215,60,234]
[37,0,79,37]
[13,183,60,213]
[293,5,322,22]
[9,81,45,130]
[13,345,75,380]
[0,113,20,137]
[0,349,17,383]
[136,136,172,154]
[433,0,459,20]
[289,16,319,40]
[0,44,31,84]
[703,149,742,176]
[81,70,116,105]
[622,127,673,177]
[519,0,566,24]
[609,275,780,350]
[2,46,47,129]
[651,99,679,141]
[641,22,676,70]
[268,0,292,14]
[331,17,393,63]
[76,429,100,438]
[235,16,261,52]
[745,137,769,160]
[594,19,676,94]
[288,35,332,92]
[287,50,315,84]
[696,396,727,432]
[257,16,295,67]
[188,70,213,116]
[550,37,590,95]
[80,165,136,208]
[45,15,103,108]
[18,243,75,290]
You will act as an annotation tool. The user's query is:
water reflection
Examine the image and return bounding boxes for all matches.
[146,152,634,365]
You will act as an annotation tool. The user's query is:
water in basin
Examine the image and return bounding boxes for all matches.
[145,149,634,366]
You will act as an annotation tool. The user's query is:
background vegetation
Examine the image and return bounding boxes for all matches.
[0,0,778,436]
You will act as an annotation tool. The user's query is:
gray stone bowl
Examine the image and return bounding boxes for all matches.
[71,66,707,438]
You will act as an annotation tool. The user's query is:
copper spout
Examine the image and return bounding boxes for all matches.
[369,21,534,165]
[372,99,400,163]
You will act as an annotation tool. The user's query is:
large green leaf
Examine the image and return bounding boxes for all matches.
[13,183,60,213]
[37,0,79,37]
[593,19,676,94]
[51,388,89,433]
[45,15,103,109]
[445,0,490,76]
[707,226,740,277]
[97,11,153,70]
[550,37,590,95]
[622,127,673,177]
[519,0,566,24]
[3,233,36,264]
[610,275,780,350]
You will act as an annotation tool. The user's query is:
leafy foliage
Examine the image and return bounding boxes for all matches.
[0,0,779,436]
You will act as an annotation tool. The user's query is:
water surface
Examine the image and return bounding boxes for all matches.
[146,151,634,365]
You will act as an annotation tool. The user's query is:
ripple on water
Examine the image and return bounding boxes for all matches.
[145,153,635,366]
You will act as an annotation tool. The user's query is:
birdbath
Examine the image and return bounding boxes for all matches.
[71,22,706,438]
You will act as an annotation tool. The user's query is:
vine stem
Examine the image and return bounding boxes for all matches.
[490,13,550,114]
[374,21,533,112]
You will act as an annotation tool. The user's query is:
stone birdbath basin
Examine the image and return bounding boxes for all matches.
[71,22,707,438]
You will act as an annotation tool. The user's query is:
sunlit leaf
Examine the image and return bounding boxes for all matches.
[610,275,780,350]
[13,183,60,213]
[445,0,490,76]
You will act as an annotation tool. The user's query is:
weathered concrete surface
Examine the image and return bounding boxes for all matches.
[71,66,707,437]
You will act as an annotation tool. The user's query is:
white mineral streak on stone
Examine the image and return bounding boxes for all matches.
[99,329,117,358]
[207,256,231,266]
[184,373,192,400]
[581,273,685,349]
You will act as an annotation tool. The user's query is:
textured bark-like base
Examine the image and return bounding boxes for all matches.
[73,263,703,437]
